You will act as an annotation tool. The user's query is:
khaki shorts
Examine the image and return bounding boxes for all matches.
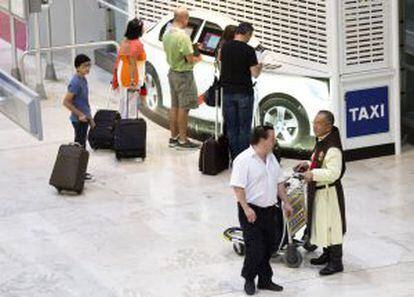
[168,70,198,109]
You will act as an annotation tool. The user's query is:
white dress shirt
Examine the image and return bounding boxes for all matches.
[230,146,285,208]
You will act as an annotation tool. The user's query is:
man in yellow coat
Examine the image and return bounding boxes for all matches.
[295,110,346,276]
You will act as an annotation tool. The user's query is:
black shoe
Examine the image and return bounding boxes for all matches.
[310,248,329,265]
[169,137,179,147]
[175,140,200,150]
[85,173,94,181]
[257,281,284,292]
[320,263,344,276]
[244,280,256,296]
[319,245,344,276]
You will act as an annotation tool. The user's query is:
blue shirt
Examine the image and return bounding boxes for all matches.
[68,75,91,122]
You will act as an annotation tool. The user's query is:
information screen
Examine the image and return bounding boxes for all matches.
[201,32,221,55]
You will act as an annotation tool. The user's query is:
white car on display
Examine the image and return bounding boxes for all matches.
[140,10,330,155]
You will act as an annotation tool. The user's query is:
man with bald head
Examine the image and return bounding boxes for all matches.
[163,7,202,149]
[294,110,347,276]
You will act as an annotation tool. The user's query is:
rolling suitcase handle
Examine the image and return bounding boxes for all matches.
[68,142,83,147]
[126,88,140,120]
[253,83,260,127]
[214,58,224,141]
[214,87,224,141]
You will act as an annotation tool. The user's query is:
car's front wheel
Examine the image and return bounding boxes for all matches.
[144,62,162,112]
[260,95,310,147]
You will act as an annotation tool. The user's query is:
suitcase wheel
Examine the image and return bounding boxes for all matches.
[116,153,121,161]
[283,244,303,268]
[56,188,62,194]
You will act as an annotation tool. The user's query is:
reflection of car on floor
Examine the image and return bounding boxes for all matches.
[140,10,330,155]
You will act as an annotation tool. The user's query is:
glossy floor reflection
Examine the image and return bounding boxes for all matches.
[1,47,414,296]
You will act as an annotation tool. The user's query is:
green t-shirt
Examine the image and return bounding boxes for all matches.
[162,27,194,72]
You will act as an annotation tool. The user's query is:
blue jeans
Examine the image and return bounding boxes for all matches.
[223,92,254,160]
[72,121,89,148]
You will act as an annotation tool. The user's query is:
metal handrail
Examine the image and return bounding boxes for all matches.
[97,0,129,16]
[20,40,120,84]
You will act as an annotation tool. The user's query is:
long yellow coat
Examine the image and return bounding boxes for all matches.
[310,147,344,247]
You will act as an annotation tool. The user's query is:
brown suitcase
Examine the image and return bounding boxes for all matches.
[49,143,89,194]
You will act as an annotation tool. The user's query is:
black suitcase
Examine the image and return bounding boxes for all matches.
[88,110,120,150]
[114,90,147,160]
[199,135,229,175]
[199,88,229,175]
[49,143,89,194]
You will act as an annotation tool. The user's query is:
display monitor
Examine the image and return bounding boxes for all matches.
[201,32,221,55]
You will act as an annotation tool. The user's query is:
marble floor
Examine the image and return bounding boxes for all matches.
[1,43,414,297]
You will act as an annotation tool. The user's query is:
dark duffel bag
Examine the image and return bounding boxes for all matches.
[49,143,89,194]
[114,118,146,160]
[199,135,229,175]
[88,110,120,150]
[93,109,121,123]
[203,76,221,107]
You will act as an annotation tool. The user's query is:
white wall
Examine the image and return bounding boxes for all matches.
[28,0,107,59]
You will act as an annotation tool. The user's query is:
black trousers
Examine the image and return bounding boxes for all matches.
[72,121,89,148]
[238,203,282,284]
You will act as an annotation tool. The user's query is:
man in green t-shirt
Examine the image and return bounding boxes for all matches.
[163,7,202,149]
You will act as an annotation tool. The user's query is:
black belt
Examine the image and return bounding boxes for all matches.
[238,203,276,211]
[315,183,337,190]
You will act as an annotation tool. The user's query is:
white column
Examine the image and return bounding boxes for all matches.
[9,0,21,80]
[33,11,47,99]
[44,5,57,80]
[69,0,76,67]
[128,0,136,19]
[391,0,401,155]
[327,0,342,140]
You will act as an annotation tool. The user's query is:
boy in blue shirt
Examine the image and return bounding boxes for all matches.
[63,54,95,180]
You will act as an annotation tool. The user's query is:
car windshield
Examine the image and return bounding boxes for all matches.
[145,21,158,34]
[158,17,203,42]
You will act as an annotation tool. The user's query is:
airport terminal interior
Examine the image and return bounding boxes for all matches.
[1,1,414,296]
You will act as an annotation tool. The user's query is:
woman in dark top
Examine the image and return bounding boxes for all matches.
[216,25,237,62]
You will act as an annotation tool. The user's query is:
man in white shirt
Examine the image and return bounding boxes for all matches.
[230,126,293,295]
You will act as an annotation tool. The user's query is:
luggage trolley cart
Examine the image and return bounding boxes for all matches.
[223,173,316,268]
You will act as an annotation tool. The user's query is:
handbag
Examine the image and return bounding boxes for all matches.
[203,76,221,107]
